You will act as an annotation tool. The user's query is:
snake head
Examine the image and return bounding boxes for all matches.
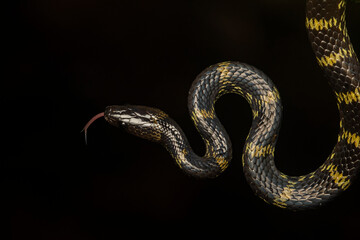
[104,105,169,142]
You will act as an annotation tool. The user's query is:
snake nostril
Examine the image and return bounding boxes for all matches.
[104,106,113,118]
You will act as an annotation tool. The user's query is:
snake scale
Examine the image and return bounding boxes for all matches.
[84,0,360,210]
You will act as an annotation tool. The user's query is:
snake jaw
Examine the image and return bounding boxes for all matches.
[104,105,152,127]
[104,105,167,142]
[104,105,128,127]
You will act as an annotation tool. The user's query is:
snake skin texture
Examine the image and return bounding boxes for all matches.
[92,0,360,210]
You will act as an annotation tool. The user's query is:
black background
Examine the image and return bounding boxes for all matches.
[3,0,360,239]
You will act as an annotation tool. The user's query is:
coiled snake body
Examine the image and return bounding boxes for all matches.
[84,0,360,210]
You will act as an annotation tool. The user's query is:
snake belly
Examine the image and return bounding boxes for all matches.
[100,0,360,210]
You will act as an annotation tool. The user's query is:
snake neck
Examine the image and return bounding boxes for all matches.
[162,62,282,178]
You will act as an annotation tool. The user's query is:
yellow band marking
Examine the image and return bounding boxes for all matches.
[174,148,189,168]
[306,15,356,69]
[191,107,216,125]
[320,163,327,172]
[316,50,348,67]
[279,187,294,201]
[233,86,243,95]
[335,87,360,105]
[338,0,345,10]
[273,198,287,208]
[215,156,229,172]
[252,109,259,119]
[245,143,275,158]
[246,92,253,103]
[326,163,351,190]
[279,172,288,179]
[306,17,338,31]
[275,88,280,99]
[298,175,306,181]
[273,186,294,209]
[218,61,231,82]
[259,91,279,104]
[340,129,360,148]
[309,172,316,179]
[196,107,215,119]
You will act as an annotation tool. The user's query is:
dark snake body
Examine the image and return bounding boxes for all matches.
[89,0,360,210]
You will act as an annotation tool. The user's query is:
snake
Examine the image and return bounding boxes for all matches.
[83,0,360,210]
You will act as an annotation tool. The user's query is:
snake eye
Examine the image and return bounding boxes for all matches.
[104,105,129,127]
